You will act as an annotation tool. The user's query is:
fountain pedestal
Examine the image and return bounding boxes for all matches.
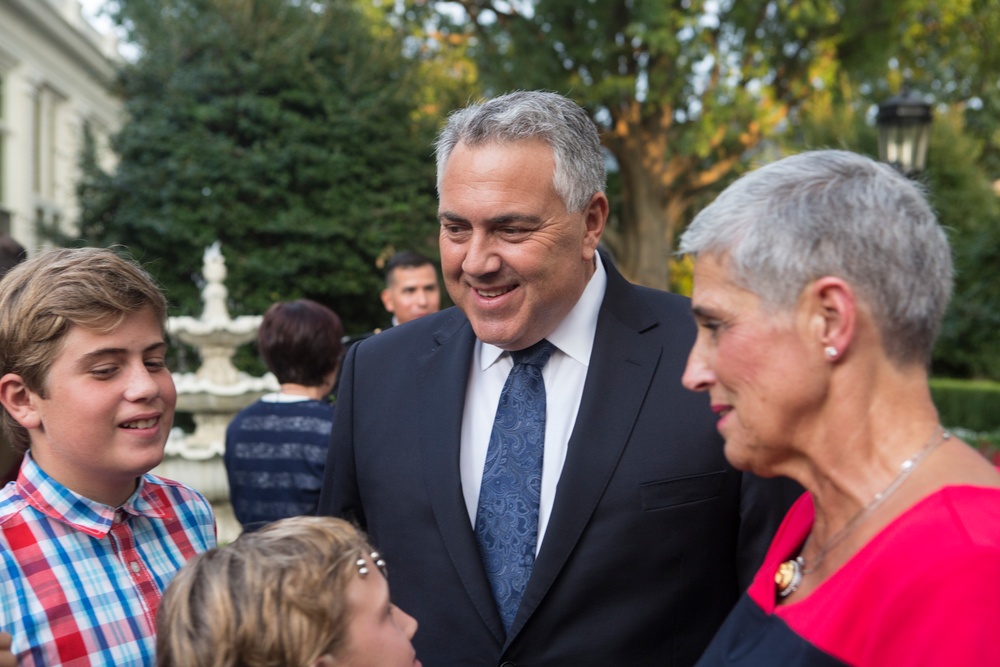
[154,243,277,543]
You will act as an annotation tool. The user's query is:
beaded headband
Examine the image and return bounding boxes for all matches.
[355,551,388,578]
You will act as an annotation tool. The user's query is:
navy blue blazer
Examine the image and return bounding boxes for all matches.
[318,259,799,666]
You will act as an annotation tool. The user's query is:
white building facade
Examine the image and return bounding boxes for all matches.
[0,0,121,253]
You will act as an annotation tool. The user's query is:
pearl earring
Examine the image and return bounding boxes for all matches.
[824,346,838,359]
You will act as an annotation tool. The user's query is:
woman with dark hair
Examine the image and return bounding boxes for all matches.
[225,299,343,532]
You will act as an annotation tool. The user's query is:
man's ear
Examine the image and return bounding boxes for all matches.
[380,288,395,314]
[581,192,608,261]
[0,373,41,430]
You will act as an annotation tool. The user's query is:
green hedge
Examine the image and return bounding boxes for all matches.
[930,378,1000,434]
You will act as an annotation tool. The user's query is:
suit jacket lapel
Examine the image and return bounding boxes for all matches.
[417,310,507,642]
[508,261,662,642]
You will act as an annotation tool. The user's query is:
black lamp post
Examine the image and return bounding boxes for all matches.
[876,85,933,177]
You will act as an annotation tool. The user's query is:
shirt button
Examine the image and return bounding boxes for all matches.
[114,514,123,524]
[130,561,141,574]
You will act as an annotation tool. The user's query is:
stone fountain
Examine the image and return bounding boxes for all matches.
[154,242,278,543]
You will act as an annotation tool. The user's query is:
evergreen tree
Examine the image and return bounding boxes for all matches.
[925,109,1000,379]
[78,0,441,338]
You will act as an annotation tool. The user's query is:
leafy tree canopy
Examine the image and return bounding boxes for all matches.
[407,0,999,378]
[78,0,442,341]
[77,0,998,378]
[411,0,926,288]
[784,0,1000,380]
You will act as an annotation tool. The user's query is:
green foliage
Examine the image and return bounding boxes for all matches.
[415,0,927,288]
[784,74,877,155]
[928,111,1000,379]
[890,0,1000,181]
[78,0,441,340]
[791,0,1000,381]
[418,0,1000,375]
[930,377,1000,433]
[885,0,1000,379]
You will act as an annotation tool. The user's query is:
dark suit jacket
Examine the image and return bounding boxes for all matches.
[318,260,799,666]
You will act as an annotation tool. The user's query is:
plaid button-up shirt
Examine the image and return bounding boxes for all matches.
[0,453,216,665]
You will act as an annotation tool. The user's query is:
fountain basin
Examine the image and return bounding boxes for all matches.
[173,372,278,412]
[170,315,261,340]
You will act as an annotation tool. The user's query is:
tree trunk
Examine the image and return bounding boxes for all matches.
[605,126,691,291]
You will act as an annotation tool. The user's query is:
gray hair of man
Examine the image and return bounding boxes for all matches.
[679,149,953,367]
[435,90,607,213]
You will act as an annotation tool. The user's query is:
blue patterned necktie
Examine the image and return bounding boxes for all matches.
[474,338,556,632]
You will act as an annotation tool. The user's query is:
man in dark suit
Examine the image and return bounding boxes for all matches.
[318,91,798,666]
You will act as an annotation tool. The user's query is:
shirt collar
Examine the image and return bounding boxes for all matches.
[17,452,173,539]
[480,252,608,370]
[261,392,313,403]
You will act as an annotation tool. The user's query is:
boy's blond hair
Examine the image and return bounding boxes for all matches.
[0,247,167,453]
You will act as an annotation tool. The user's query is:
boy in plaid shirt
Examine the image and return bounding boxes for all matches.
[0,247,216,665]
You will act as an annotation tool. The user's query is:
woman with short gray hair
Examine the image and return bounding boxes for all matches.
[681,150,1000,666]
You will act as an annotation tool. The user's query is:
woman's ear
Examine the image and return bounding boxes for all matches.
[0,373,42,430]
[310,655,337,667]
[803,276,857,361]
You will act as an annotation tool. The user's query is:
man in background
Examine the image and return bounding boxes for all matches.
[341,250,441,348]
[380,250,441,327]
[333,251,441,398]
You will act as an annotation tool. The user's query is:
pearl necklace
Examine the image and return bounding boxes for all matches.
[775,426,950,598]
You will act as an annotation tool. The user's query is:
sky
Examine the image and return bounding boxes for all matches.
[76,0,141,60]
[78,0,114,35]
